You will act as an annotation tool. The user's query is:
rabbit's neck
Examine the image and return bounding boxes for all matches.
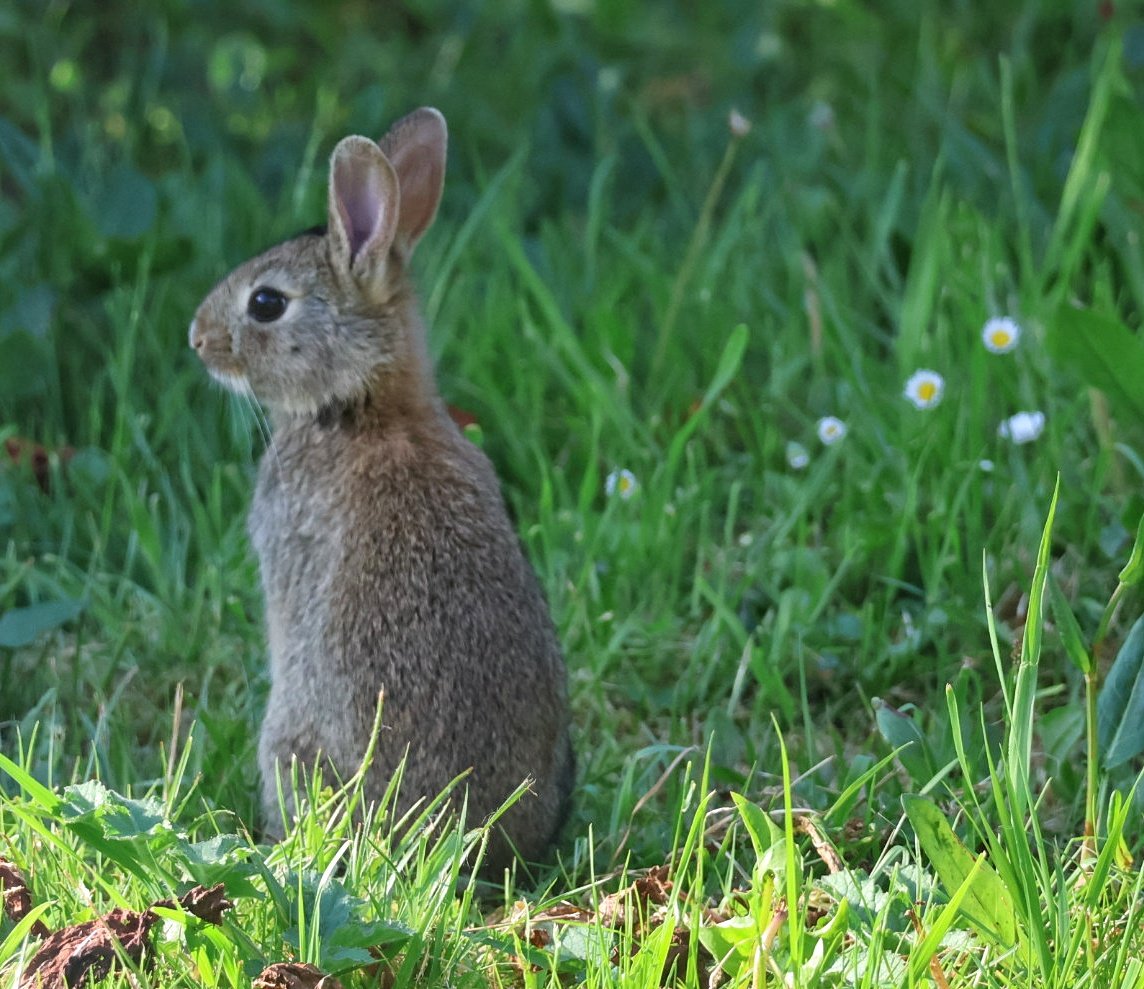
[271,350,443,436]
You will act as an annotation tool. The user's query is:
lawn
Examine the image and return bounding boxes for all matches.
[2,1,1144,986]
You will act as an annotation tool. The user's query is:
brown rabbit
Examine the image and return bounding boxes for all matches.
[189,108,573,871]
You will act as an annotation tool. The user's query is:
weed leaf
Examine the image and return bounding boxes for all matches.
[1118,512,1144,586]
[873,698,933,784]
[902,794,1018,949]
[1045,305,1144,422]
[1096,612,1144,769]
[60,780,168,838]
[88,164,158,240]
[730,791,782,863]
[1048,576,1093,675]
[0,599,84,648]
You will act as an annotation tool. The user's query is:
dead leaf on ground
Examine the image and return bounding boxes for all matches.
[598,864,674,928]
[609,924,715,987]
[16,883,231,989]
[253,961,345,989]
[18,906,161,989]
[0,857,50,938]
[160,882,233,925]
[794,815,844,873]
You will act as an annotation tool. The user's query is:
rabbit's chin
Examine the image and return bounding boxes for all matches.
[207,368,254,395]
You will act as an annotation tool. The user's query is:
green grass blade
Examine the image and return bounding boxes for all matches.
[0,749,63,813]
[1007,475,1059,818]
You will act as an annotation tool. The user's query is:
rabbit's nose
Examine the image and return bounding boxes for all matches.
[188,319,203,351]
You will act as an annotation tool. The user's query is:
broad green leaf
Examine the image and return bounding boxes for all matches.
[1048,576,1093,675]
[873,698,933,784]
[89,164,158,240]
[697,914,760,968]
[730,791,786,879]
[1046,305,1144,422]
[178,836,260,897]
[0,284,56,338]
[0,598,85,648]
[61,780,168,837]
[902,794,1018,949]
[0,331,51,400]
[1101,95,1144,200]
[1097,612,1144,769]
[0,116,39,191]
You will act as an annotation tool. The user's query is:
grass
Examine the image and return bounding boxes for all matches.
[2,0,1144,985]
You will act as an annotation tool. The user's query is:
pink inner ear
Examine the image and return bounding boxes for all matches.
[394,141,443,247]
[336,155,385,260]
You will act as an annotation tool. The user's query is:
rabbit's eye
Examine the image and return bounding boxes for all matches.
[248,287,288,323]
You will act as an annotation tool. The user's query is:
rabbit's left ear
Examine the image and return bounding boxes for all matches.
[328,135,400,278]
[379,107,447,255]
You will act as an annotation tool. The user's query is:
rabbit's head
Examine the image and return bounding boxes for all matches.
[189,108,447,414]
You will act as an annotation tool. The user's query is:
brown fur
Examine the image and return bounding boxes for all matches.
[189,108,573,872]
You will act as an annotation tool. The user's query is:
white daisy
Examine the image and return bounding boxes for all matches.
[816,416,847,445]
[998,411,1045,445]
[786,441,810,470]
[605,468,639,500]
[982,316,1021,354]
[903,369,945,410]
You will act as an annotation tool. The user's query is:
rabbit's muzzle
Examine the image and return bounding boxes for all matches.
[189,317,246,380]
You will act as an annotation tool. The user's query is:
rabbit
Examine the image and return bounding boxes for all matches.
[189,107,573,872]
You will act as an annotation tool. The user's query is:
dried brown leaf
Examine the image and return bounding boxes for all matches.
[598,865,674,928]
[794,815,843,873]
[0,857,50,939]
[527,927,551,949]
[18,906,160,989]
[527,902,592,925]
[634,865,672,905]
[253,961,345,989]
[162,883,232,925]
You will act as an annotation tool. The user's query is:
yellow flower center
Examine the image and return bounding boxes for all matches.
[990,330,1011,348]
[917,381,937,402]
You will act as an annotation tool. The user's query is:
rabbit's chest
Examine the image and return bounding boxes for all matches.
[248,455,348,601]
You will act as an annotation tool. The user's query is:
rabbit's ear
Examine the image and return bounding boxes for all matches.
[328,136,400,277]
[379,107,447,254]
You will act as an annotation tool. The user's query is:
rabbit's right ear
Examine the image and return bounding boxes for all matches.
[379,107,447,255]
[328,136,400,281]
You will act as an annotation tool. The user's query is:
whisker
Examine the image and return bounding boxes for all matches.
[228,386,256,455]
[241,381,281,475]
[224,380,264,465]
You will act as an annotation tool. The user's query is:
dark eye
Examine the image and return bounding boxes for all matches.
[248,287,288,323]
